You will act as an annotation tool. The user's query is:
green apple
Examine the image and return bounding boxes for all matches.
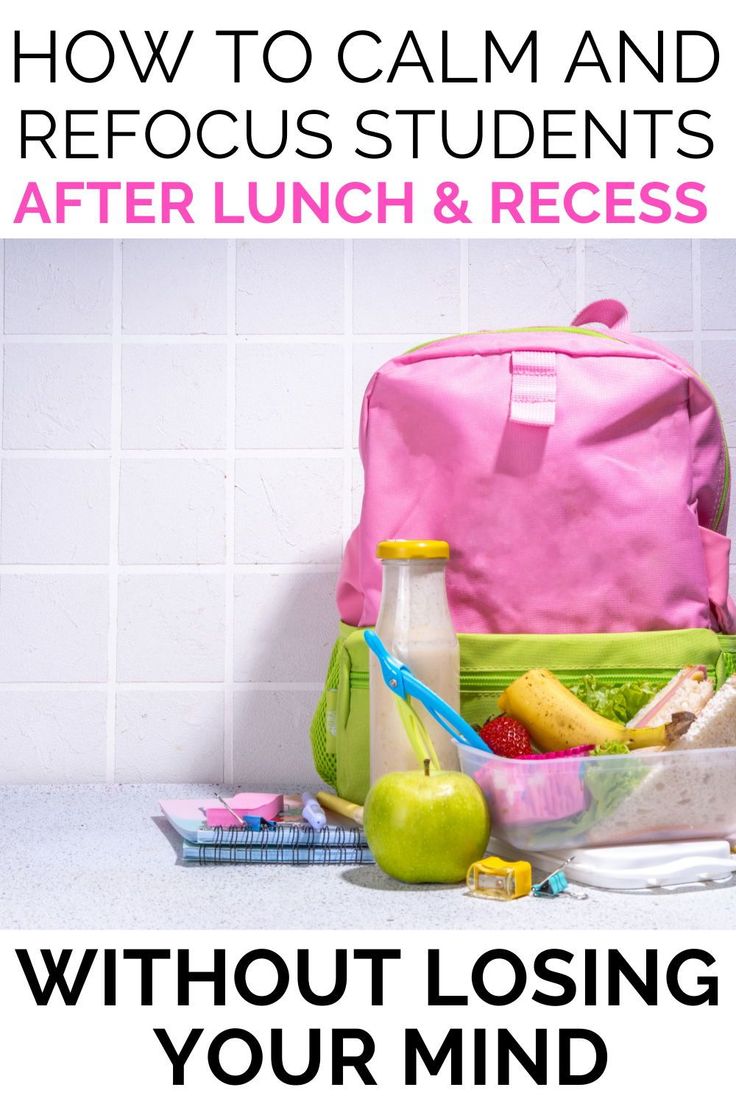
[364,760,491,884]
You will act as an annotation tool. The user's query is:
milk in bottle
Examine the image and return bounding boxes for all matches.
[369,540,460,782]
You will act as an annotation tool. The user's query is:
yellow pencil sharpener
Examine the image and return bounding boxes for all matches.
[466,856,532,901]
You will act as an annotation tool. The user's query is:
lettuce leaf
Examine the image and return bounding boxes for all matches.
[591,740,631,757]
[567,676,661,724]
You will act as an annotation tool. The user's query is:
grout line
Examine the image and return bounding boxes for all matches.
[1,238,5,334]
[638,332,701,343]
[0,449,114,460]
[4,330,736,346]
[459,239,469,331]
[342,240,354,547]
[0,332,454,346]
[0,565,113,573]
[105,239,123,783]
[223,239,237,787]
[0,239,4,556]
[0,447,347,459]
[691,240,703,374]
[0,681,325,691]
[2,334,116,344]
[0,332,337,345]
[575,240,586,311]
[0,562,341,574]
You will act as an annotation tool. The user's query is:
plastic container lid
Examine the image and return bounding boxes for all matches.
[376,539,450,560]
[494,837,736,891]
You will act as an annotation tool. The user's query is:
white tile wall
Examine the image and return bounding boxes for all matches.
[5,240,113,334]
[585,239,694,331]
[0,574,109,682]
[236,240,344,334]
[1,238,735,785]
[0,458,109,564]
[118,458,226,564]
[122,241,228,335]
[0,690,107,783]
[236,343,344,449]
[116,573,226,683]
[468,239,577,328]
[232,572,338,684]
[121,344,227,449]
[3,343,111,449]
[234,457,343,564]
[115,689,224,783]
[353,239,461,333]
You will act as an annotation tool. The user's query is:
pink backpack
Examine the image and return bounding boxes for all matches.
[339,300,734,636]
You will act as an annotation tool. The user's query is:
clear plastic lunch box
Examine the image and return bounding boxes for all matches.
[456,740,736,851]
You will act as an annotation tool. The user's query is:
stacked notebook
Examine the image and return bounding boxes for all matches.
[160,795,374,865]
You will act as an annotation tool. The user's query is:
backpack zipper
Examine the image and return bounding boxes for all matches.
[404,325,621,355]
[712,431,731,531]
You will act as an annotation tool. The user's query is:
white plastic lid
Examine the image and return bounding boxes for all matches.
[492,837,736,891]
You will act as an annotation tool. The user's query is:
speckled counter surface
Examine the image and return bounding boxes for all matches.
[1,784,734,930]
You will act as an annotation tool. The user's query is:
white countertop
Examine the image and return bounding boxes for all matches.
[1,784,734,930]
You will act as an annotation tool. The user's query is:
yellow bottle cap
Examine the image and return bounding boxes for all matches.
[376,539,450,560]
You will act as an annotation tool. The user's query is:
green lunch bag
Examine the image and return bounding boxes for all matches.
[312,627,736,806]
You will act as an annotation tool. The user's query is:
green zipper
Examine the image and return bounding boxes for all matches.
[673,370,730,531]
[405,324,621,355]
[349,666,696,692]
[713,436,731,532]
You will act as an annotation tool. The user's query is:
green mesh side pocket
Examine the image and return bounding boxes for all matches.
[335,631,371,804]
[309,637,342,788]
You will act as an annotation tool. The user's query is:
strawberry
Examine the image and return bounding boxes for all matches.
[479,715,533,758]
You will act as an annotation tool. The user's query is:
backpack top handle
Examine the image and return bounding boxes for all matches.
[571,299,630,332]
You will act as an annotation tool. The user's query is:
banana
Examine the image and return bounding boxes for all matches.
[497,669,679,752]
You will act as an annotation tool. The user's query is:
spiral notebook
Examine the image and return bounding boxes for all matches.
[160,795,373,865]
[182,841,374,865]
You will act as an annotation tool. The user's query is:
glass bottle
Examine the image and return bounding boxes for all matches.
[369,539,460,783]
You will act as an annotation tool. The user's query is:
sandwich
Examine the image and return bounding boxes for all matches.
[666,675,736,750]
[587,675,736,845]
[626,666,713,729]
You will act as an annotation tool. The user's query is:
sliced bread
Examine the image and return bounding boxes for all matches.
[586,750,736,844]
[586,677,736,845]
[667,676,736,750]
[626,666,713,728]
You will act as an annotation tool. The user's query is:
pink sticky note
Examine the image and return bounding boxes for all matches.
[205,792,284,828]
